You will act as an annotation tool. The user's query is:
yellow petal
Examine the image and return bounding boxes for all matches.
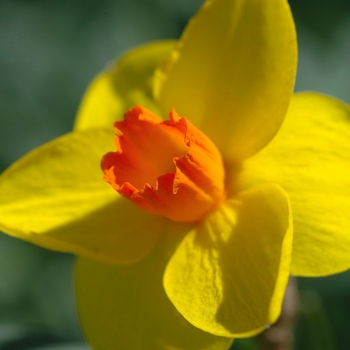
[75,225,234,350]
[0,129,163,264]
[75,40,175,130]
[241,93,350,276]
[163,184,293,337]
[154,0,297,161]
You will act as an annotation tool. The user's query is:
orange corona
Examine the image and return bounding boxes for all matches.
[101,106,226,222]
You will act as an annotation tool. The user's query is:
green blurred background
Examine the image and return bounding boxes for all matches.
[0,0,349,349]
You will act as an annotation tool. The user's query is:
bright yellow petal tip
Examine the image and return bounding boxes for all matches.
[155,0,297,161]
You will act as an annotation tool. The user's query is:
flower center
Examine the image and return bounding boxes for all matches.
[101,106,226,222]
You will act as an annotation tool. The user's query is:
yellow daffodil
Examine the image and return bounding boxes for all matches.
[0,0,349,349]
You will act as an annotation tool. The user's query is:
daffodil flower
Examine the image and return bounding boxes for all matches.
[0,0,349,349]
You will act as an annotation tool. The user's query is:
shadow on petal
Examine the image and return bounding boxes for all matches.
[45,196,166,264]
[75,221,233,350]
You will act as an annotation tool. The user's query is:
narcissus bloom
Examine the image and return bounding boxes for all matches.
[0,0,349,349]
